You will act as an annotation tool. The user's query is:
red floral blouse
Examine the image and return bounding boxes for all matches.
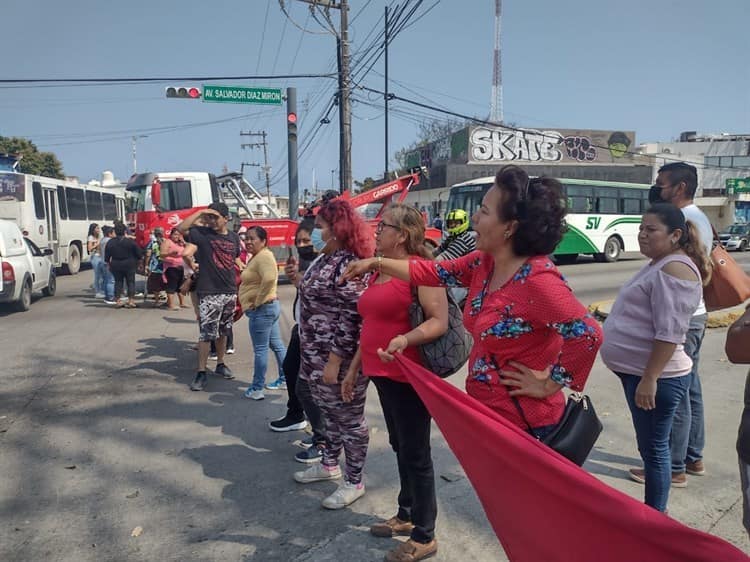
[409,251,602,430]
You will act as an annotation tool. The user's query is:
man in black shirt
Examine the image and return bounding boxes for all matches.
[179,202,242,391]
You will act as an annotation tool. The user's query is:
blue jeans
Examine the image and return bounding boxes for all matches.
[246,300,286,391]
[101,264,115,300]
[91,254,103,293]
[617,372,689,512]
[670,314,707,473]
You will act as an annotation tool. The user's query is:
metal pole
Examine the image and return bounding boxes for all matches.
[287,87,299,220]
[131,136,137,174]
[262,131,271,205]
[384,5,389,180]
[339,0,352,193]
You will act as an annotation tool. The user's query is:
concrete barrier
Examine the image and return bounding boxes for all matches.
[588,300,746,328]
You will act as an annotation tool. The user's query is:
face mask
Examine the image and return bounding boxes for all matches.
[297,245,317,263]
[310,228,327,252]
[648,184,664,205]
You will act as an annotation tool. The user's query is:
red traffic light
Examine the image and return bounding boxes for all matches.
[287,112,297,124]
[166,86,202,99]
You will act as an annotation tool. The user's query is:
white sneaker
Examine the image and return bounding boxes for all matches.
[244,389,265,401]
[294,463,342,484]
[322,480,365,509]
[95,293,105,299]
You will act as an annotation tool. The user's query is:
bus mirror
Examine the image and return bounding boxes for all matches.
[151,179,161,208]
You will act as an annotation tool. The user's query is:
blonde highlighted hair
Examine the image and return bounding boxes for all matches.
[385,203,433,259]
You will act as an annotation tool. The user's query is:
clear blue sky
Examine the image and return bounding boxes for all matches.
[2,0,748,194]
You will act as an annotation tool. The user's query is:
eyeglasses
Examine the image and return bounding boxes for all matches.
[375,221,400,234]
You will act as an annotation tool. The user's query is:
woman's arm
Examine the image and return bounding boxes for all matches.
[253,253,278,309]
[87,237,99,253]
[342,347,362,402]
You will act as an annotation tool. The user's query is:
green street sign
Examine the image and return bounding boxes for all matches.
[727,178,750,193]
[202,85,283,105]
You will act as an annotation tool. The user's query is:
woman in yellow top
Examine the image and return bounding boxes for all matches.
[238,226,287,400]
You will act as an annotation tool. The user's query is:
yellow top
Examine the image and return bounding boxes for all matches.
[238,247,278,311]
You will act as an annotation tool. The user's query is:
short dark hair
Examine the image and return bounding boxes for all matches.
[658,162,698,198]
[208,202,230,217]
[494,165,567,256]
[102,225,113,236]
[114,223,126,236]
[248,225,268,243]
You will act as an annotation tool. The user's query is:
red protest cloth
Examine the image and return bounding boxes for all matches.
[395,355,749,562]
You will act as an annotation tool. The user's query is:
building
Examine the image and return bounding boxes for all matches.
[637,132,750,228]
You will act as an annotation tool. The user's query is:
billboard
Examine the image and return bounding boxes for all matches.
[468,126,638,165]
[0,173,25,201]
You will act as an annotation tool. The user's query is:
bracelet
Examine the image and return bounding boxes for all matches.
[377,255,383,271]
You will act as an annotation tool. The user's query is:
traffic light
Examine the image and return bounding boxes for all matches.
[287,111,297,142]
[165,86,202,99]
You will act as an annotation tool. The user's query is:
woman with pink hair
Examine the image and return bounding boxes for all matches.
[289,199,375,510]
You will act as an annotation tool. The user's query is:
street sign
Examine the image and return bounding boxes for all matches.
[726,178,750,193]
[202,85,283,105]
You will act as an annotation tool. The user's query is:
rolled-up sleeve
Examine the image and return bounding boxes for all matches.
[410,250,483,288]
[650,271,702,343]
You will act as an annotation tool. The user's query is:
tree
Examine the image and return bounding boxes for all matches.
[393,117,467,171]
[353,176,377,193]
[0,136,64,178]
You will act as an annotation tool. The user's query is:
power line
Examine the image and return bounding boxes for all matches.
[256,0,272,74]
[358,85,750,174]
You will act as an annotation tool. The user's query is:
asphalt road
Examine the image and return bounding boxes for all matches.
[1,258,749,561]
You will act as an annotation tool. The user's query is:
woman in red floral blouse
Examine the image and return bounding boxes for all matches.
[343,165,602,436]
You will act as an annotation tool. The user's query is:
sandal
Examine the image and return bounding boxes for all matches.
[168,306,180,311]
[126,302,137,308]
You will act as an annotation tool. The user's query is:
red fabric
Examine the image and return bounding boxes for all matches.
[409,252,603,429]
[395,355,749,562]
[357,271,422,381]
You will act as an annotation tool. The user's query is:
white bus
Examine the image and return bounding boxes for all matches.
[0,171,126,274]
[446,176,651,263]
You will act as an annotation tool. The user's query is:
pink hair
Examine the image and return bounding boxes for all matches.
[318,200,375,259]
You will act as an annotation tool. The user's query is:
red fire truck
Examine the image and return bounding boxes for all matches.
[125,167,441,266]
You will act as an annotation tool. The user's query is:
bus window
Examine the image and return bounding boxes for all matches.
[102,193,117,220]
[622,198,641,214]
[597,197,619,214]
[66,187,86,220]
[160,180,193,211]
[567,196,593,213]
[57,186,68,219]
[86,190,103,220]
[32,182,45,219]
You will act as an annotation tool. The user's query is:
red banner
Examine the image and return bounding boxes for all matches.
[395,355,749,562]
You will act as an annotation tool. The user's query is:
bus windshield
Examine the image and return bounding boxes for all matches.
[127,185,147,212]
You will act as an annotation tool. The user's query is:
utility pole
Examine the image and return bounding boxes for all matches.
[384,5,389,181]
[287,87,299,220]
[240,131,272,204]
[294,0,351,193]
[131,135,147,174]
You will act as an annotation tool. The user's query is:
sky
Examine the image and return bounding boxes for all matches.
[2,0,749,195]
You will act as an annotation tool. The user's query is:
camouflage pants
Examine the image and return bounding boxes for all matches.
[309,374,370,485]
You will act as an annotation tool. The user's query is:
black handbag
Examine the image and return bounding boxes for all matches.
[409,285,473,378]
[513,392,603,466]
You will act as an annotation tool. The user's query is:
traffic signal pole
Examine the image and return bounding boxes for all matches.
[287,87,299,220]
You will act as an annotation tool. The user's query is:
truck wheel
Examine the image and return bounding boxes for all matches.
[594,236,621,263]
[42,271,56,297]
[13,279,32,312]
[62,245,81,275]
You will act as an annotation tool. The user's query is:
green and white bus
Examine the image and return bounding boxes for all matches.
[446,176,651,263]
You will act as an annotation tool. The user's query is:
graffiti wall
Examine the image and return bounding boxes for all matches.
[467,126,636,165]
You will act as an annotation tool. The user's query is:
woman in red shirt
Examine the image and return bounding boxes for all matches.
[343,204,448,562]
[343,165,602,438]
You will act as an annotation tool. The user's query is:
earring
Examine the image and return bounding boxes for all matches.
[504,231,511,239]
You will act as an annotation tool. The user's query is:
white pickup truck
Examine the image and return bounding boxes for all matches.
[0,219,56,311]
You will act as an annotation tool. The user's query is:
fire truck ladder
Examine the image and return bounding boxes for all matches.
[216,172,280,219]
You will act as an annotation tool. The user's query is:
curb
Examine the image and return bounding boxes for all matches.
[588,300,745,328]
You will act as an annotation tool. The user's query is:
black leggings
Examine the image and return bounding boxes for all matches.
[112,268,136,299]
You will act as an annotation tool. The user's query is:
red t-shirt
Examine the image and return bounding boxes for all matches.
[358,271,422,381]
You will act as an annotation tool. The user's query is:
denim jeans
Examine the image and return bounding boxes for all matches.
[246,300,286,391]
[617,372,689,512]
[101,264,115,300]
[91,254,103,293]
[670,314,707,473]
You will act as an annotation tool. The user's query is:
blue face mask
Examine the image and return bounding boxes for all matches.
[310,228,327,252]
